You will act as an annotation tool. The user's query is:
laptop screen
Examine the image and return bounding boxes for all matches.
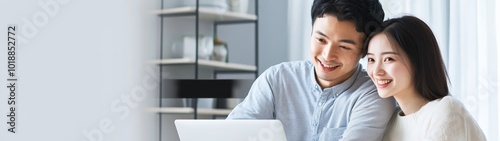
[175,119,288,141]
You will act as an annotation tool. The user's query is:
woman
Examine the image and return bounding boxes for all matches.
[365,16,486,141]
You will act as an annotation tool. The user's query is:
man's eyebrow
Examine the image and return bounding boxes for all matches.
[339,39,356,45]
[314,31,329,39]
[314,30,358,45]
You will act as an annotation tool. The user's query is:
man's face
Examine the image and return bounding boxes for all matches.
[310,15,364,89]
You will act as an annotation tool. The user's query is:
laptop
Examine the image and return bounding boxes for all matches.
[175,119,288,141]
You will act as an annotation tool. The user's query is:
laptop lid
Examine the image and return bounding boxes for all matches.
[175,119,288,141]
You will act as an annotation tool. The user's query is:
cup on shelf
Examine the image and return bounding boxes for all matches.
[229,0,248,13]
[175,35,214,60]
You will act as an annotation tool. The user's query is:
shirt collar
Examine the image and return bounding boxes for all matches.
[310,63,362,95]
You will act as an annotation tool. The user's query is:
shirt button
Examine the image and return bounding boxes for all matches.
[313,123,317,126]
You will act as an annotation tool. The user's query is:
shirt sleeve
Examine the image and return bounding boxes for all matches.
[226,67,276,119]
[340,90,396,141]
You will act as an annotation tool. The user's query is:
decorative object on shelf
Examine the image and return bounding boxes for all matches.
[211,35,228,62]
[181,0,229,12]
[229,0,248,13]
[170,39,184,58]
[172,35,214,60]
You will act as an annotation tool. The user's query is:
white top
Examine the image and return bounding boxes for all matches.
[383,96,486,141]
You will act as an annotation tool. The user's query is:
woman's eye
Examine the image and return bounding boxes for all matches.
[367,58,375,62]
[384,58,394,62]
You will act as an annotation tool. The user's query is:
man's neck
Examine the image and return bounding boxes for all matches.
[317,67,357,90]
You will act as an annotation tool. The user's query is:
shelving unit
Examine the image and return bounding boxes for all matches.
[156,58,256,71]
[151,107,232,116]
[157,7,257,22]
[157,0,258,140]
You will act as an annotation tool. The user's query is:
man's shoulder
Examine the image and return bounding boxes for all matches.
[271,60,312,69]
[355,69,374,86]
[264,60,313,75]
[347,69,377,95]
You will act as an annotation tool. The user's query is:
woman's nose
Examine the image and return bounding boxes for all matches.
[375,66,385,76]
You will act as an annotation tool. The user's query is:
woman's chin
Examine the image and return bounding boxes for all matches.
[378,93,393,98]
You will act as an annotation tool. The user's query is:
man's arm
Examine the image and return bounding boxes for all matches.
[341,91,396,141]
[226,68,276,119]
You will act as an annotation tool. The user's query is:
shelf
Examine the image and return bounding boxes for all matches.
[158,7,257,22]
[156,58,256,71]
[151,107,232,115]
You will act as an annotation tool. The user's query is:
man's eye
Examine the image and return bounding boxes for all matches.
[317,38,326,43]
[339,46,350,50]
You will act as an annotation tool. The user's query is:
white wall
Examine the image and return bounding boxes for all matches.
[0,0,159,140]
[258,0,289,73]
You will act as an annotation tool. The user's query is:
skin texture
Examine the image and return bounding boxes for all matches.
[310,14,364,89]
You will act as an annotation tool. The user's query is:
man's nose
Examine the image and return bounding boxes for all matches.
[321,45,337,60]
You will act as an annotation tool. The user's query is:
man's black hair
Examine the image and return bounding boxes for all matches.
[311,0,385,37]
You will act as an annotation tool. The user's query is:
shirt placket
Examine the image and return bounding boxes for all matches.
[312,90,329,141]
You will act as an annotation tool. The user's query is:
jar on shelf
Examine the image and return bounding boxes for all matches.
[211,37,228,62]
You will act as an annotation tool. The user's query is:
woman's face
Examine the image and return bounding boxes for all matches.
[366,33,415,98]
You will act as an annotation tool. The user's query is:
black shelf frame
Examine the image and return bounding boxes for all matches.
[158,0,258,140]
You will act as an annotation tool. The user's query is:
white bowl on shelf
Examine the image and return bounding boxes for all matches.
[181,0,229,12]
[229,0,248,14]
[171,35,214,60]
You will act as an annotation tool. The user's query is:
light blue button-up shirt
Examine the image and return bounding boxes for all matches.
[227,61,396,141]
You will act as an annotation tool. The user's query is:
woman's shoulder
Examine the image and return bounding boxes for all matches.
[425,96,487,140]
[429,96,466,114]
[422,96,468,130]
[421,97,469,131]
[438,95,462,105]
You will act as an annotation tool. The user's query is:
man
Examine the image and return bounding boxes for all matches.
[227,0,395,140]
